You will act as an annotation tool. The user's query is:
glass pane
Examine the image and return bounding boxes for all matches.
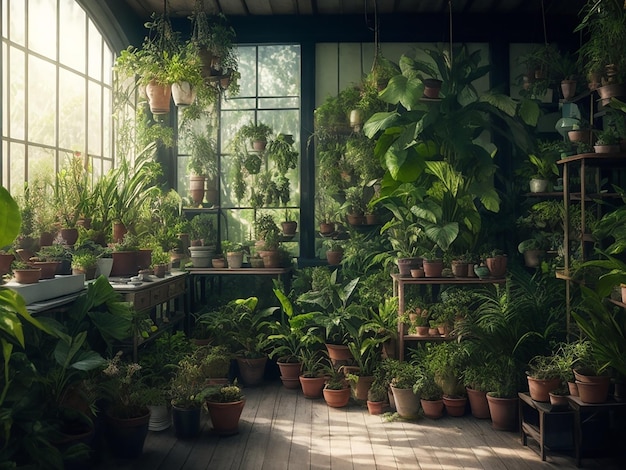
[88,81,102,156]
[87,21,102,80]
[58,69,85,150]
[103,87,112,157]
[28,145,55,184]
[103,49,113,86]
[10,142,25,195]
[8,0,25,46]
[258,45,300,97]
[258,97,300,109]
[28,56,56,145]
[28,0,56,58]
[220,110,255,151]
[59,0,86,72]
[8,47,25,140]
[237,46,257,97]
[221,97,257,110]
[2,141,7,188]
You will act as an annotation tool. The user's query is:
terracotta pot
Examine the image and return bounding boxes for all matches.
[112,222,127,244]
[428,327,439,336]
[212,257,226,268]
[259,250,280,268]
[423,78,443,98]
[421,398,444,419]
[319,222,335,235]
[0,253,15,275]
[252,140,267,151]
[145,80,171,115]
[594,144,620,154]
[110,251,139,277]
[485,255,507,278]
[236,356,267,386]
[352,375,375,402]
[443,395,467,417]
[136,249,152,270]
[576,380,610,404]
[205,399,246,436]
[153,264,167,278]
[467,263,477,277]
[325,344,353,365]
[189,175,206,205]
[560,79,577,100]
[326,250,343,266]
[549,392,569,409]
[423,259,444,277]
[382,339,396,359]
[466,387,490,419]
[39,231,54,247]
[277,361,302,381]
[367,400,386,415]
[323,387,351,408]
[13,268,41,284]
[416,325,429,336]
[226,252,244,269]
[60,228,79,246]
[621,284,626,304]
[451,261,468,277]
[527,376,561,402]
[346,213,366,226]
[486,394,518,432]
[410,268,425,278]
[390,385,420,419]
[597,83,626,106]
[568,381,579,397]
[365,213,379,225]
[397,257,422,276]
[171,81,196,106]
[299,375,326,399]
[72,266,96,281]
[568,129,595,145]
[281,221,297,236]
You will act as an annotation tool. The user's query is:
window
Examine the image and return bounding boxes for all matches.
[178,44,301,249]
[1,0,115,196]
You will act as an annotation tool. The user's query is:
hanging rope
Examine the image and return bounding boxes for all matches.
[449,0,453,64]
[541,0,548,46]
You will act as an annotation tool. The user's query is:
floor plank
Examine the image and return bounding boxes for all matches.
[93,381,625,470]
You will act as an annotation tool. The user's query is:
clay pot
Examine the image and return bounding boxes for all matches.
[299,375,326,399]
[326,250,343,266]
[367,400,386,415]
[145,80,171,115]
[390,385,420,419]
[423,78,443,99]
[451,261,468,277]
[30,261,60,279]
[486,394,518,431]
[323,387,351,408]
[423,259,444,278]
[13,268,41,284]
[443,395,467,417]
[527,376,561,402]
[466,387,490,419]
[485,255,507,278]
[421,399,444,419]
[397,257,422,276]
[189,175,206,205]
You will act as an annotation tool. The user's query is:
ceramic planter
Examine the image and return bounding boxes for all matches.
[30,261,59,279]
[226,252,244,269]
[351,375,375,402]
[390,385,420,419]
[105,409,150,459]
[171,81,196,106]
[529,178,548,193]
[326,250,343,266]
[189,175,206,205]
[236,356,267,386]
[171,405,201,438]
[13,268,41,284]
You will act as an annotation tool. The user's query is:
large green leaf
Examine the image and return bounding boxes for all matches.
[363,112,402,138]
[424,222,459,252]
[0,186,21,249]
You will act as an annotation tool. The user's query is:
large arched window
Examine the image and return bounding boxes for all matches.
[1,0,115,196]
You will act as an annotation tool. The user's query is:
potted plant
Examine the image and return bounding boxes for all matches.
[526,354,562,403]
[324,239,344,266]
[517,236,548,268]
[281,209,298,238]
[594,128,621,154]
[168,354,206,439]
[298,347,327,399]
[186,127,218,206]
[150,247,170,278]
[342,186,366,226]
[413,366,444,419]
[344,321,385,402]
[202,381,245,436]
[221,240,245,269]
[366,380,388,415]
[462,353,493,419]
[322,364,351,408]
[426,342,468,416]
[527,142,560,193]
[389,360,421,419]
[267,288,320,389]
[70,250,98,280]
[113,11,181,114]
[11,260,41,284]
[237,121,273,151]
[98,352,152,459]
[266,133,298,175]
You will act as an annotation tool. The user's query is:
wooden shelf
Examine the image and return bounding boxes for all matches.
[391,274,506,285]
[558,152,626,165]
[402,334,454,342]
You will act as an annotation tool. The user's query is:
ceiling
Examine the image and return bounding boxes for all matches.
[123,0,584,19]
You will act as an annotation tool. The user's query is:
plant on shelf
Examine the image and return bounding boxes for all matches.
[189,214,216,246]
[187,125,218,183]
[594,127,620,146]
[266,133,298,175]
[236,122,273,150]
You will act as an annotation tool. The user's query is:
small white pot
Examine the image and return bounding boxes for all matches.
[529,178,548,193]
[171,81,197,106]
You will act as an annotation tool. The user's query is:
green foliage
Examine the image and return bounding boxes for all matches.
[169,354,206,409]
[190,214,216,244]
[266,133,298,175]
[202,381,244,403]
[595,127,620,146]
[412,365,443,400]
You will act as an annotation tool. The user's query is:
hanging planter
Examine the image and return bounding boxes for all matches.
[145,80,172,115]
[171,81,196,106]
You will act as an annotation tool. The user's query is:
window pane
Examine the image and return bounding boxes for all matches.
[59,0,86,72]
[8,0,25,46]
[28,0,56,58]
[9,142,25,195]
[258,45,300,97]
[102,87,112,156]
[58,68,85,150]
[28,145,55,184]
[221,97,257,110]
[237,46,257,97]
[28,56,56,145]
[88,21,102,80]
[8,47,25,140]
[88,81,102,156]
[258,97,300,109]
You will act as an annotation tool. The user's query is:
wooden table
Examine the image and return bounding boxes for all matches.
[518,392,575,462]
[110,270,188,360]
[567,394,626,467]
[186,266,292,310]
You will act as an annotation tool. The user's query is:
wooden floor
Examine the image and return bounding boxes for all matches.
[96,381,623,470]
